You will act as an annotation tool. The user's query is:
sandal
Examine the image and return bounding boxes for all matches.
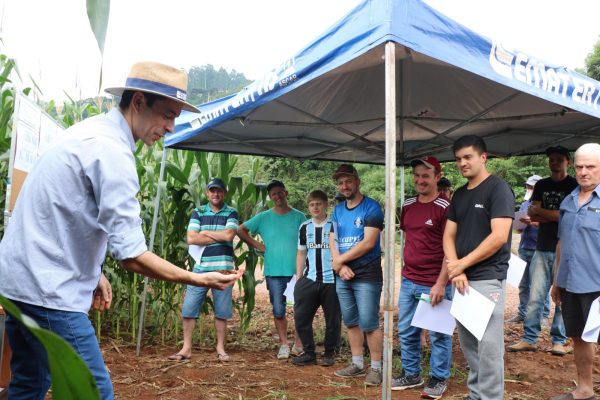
[167,353,190,362]
[217,352,230,362]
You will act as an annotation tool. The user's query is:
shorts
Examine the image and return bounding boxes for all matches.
[560,288,600,341]
[182,271,233,320]
[335,278,382,332]
[266,276,293,318]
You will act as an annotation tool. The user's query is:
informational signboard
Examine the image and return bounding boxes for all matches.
[4,93,64,222]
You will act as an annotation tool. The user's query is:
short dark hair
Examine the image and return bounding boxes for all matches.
[118,90,162,109]
[307,190,328,203]
[452,135,487,155]
[266,180,286,193]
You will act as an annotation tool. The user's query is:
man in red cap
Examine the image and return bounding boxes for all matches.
[392,156,452,398]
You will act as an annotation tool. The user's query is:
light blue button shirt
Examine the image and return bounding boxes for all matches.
[0,108,147,313]
[557,184,600,293]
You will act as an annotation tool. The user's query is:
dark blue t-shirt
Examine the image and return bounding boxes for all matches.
[332,196,384,282]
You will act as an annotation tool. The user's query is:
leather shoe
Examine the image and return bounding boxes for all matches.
[550,343,573,356]
[507,340,537,352]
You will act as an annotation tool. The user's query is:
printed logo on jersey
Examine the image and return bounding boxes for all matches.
[474,203,484,209]
[425,219,433,226]
[354,217,363,228]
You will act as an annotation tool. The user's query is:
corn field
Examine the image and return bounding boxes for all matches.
[0,48,268,346]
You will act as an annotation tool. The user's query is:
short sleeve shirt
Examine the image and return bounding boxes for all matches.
[518,200,539,251]
[244,208,306,276]
[531,176,577,251]
[557,185,600,293]
[447,175,515,281]
[188,203,238,272]
[400,195,449,286]
[298,218,334,283]
[332,196,384,282]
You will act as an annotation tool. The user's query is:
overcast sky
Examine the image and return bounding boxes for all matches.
[1,0,598,101]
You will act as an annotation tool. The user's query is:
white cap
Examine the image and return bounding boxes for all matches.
[525,175,542,186]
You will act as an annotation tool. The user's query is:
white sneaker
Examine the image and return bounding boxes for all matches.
[290,343,303,356]
[277,345,290,359]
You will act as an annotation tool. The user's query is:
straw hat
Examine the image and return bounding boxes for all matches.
[105,61,200,113]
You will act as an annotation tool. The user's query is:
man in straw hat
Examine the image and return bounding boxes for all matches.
[0,61,242,399]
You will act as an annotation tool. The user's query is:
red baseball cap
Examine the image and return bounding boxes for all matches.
[410,156,441,174]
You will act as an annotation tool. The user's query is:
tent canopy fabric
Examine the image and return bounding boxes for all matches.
[166,0,600,164]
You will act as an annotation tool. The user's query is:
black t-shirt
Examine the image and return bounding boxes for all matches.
[531,176,578,251]
[448,175,515,281]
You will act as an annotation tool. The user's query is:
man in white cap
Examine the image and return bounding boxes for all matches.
[507,174,550,324]
[0,61,242,399]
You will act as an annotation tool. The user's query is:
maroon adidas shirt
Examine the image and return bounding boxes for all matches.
[400,195,449,286]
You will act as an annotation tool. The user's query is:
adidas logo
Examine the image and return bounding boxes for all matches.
[425,219,433,226]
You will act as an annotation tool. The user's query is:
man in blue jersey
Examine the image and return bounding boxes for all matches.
[292,190,341,367]
[329,164,385,386]
[169,178,239,362]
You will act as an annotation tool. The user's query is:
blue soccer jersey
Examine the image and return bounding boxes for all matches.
[332,196,384,281]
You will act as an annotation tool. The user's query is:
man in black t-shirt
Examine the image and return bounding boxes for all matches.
[508,146,577,355]
[443,135,514,400]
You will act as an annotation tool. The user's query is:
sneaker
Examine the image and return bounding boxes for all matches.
[550,343,573,356]
[506,315,523,323]
[290,343,303,356]
[365,368,382,386]
[291,352,316,366]
[334,363,366,378]
[277,345,290,359]
[507,340,537,352]
[320,353,335,367]
[392,371,424,390]
[421,376,448,399]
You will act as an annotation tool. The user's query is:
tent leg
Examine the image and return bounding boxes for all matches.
[135,147,169,357]
[382,41,397,400]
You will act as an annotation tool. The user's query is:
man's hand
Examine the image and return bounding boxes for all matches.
[332,255,345,272]
[550,285,561,306]
[452,273,469,295]
[447,259,466,280]
[255,243,266,253]
[194,269,244,290]
[92,273,112,311]
[338,265,355,281]
[519,215,532,225]
[527,204,540,217]
[429,282,445,306]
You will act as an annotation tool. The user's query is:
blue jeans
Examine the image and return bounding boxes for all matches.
[397,277,453,380]
[517,248,550,320]
[266,276,293,318]
[6,300,113,400]
[335,278,382,332]
[182,273,233,319]
[523,251,567,345]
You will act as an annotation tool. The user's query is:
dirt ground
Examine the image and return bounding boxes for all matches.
[103,239,600,399]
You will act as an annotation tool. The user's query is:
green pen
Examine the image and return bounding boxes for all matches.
[415,294,431,303]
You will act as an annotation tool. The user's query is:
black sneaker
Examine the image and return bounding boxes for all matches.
[391,371,424,391]
[421,376,448,399]
[291,352,317,366]
[319,353,335,367]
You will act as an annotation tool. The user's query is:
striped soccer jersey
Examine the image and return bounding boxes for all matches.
[298,218,334,283]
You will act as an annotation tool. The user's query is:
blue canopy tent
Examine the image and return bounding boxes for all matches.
[155,0,600,397]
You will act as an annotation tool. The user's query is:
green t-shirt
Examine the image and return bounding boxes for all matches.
[244,208,306,276]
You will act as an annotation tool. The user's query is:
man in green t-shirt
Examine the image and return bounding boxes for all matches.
[238,180,306,359]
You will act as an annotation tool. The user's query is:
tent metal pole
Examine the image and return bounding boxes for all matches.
[136,147,169,357]
[382,41,397,400]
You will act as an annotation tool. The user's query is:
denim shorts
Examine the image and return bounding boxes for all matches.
[335,278,382,332]
[182,271,233,320]
[266,276,293,318]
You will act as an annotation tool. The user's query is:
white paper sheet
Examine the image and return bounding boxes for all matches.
[506,253,527,288]
[512,210,528,231]
[582,296,600,342]
[284,276,297,305]
[450,287,495,341]
[188,245,205,264]
[410,294,456,336]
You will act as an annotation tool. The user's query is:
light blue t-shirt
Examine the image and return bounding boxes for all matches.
[244,208,306,276]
